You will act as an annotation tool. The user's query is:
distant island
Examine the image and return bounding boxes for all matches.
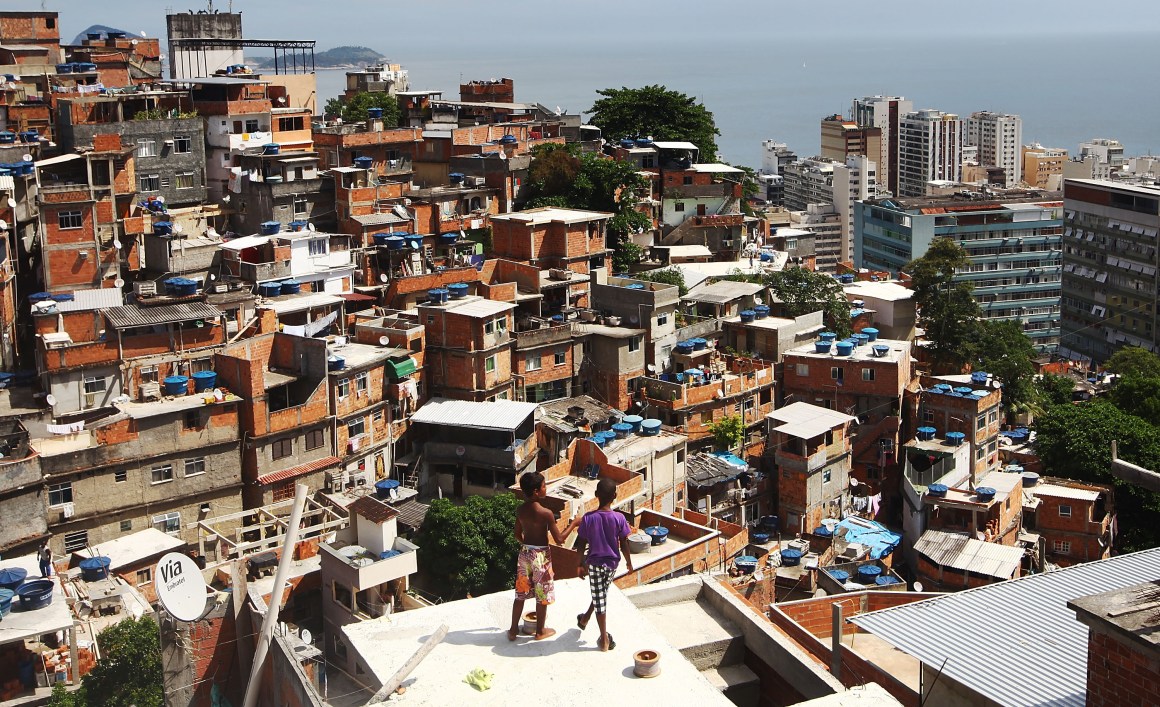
[246,45,386,70]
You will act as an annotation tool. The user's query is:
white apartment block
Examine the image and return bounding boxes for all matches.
[833,155,877,265]
[965,111,1023,187]
[852,95,912,195]
[898,110,962,197]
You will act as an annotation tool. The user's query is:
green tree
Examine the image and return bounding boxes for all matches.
[611,241,644,273]
[634,267,687,296]
[325,91,401,126]
[48,684,79,707]
[1105,346,1160,379]
[1035,402,1160,551]
[415,494,522,598]
[1106,375,1160,426]
[903,238,982,371]
[588,85,720,160]
[79,616,164,707]
[973,319,1038,414]
[707,414,746,452]
[1034,373,1076,407]
[764,267,853,338]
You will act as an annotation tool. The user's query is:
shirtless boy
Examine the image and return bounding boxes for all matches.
[508,471,565,641]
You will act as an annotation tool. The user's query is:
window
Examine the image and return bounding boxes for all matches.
[675,202,685,212]
[554,350,567,366]
[272,480,295,501]
[140,174,160,192]
[485,356,496,373]
[796,364,809,377]
[153,511,181,535]
[64,531,88,553]
[184,458,206,477]
[151,465,174,484]
[120,519,132,532]
[485,319,495,334]
[305,428,325,451]
[354,371,369,394]
[373,410,384,423]
[657,314,668,326]
[84,376,107,395]
[48,482,73,507]
[173,135,192,154]
[140,365,158,384]
[923,410,935,422]
[278,116,305,132]
[1059,504,1072,518]
[862,368,875,381]
[977,414,987,431]
[58,210,83,229]
[272,438,294,460]
[526,354,542,372]
[183,409,202,430]
[347,417,366,439]
[628,336,641,352]
[337,378,350,399]
[176,172,196,189]
[136,568,152,585]
[831,367,844,381]
[115,469,127,483]
[1053,540,1071,554]
[308,238,327,256]
[244,118,260,133]
[497,317,507,333]
[136,138,157,157]
[823,469,832,484]
[295,198,309,216]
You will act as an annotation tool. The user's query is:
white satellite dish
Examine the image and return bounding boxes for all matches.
[379,273,389,283]
[113,240,122,249]
[276,96,287,104]
[307,223,316,231]
[378,335,389,346]
[409,241,419,250]
[913,581,924,592]
[299,627,312,644]
[155,552,208,622]
[206,227,218,237]
[208,273,217,281]
[0,220,7,231]
[114,278,125,288]
[131,39,139,45]
[5,198,15,209]
[392,205,409,219]
[140,30,147,37]
[45,394,56,406]
[646,364,657,373]
[6,83,15,91]
[21,153,32,162]
[173,223,184,233]
[221,195,231,203]
[155,195,165,203]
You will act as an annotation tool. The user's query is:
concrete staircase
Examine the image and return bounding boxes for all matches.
[640,597,760,707]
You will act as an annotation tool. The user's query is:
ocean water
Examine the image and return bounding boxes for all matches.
[312,33,1160,168]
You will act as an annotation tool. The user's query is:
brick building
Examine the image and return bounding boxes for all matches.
[912,372,1003,480]
[767,402,856,535]
[1026,477,1114,567]
[419,294,515,402]
[1071,580,1160,707]
[591,276,679,374]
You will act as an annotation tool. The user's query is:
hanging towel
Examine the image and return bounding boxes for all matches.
[869,493,882,516]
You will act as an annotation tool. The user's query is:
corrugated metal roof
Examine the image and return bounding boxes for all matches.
[1030,483,1102,502]
[851,547,1160,707]
[257,455,341,486]
[767,402,856,439]
[392,499,429,529]
[911,529,1023,579]
[104,301,223,329]
[53,288,124,312]
[409,397,538,432]
[0,175,14,192]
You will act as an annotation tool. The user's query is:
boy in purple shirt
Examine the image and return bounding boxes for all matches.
[573,478,634,651]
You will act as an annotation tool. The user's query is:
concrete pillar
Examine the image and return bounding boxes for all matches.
[830,603,842,678]
[68,625,78,684]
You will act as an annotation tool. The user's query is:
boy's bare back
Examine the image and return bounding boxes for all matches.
[516,500,562,546]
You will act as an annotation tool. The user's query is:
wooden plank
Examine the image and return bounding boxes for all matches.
[366,624,449,704]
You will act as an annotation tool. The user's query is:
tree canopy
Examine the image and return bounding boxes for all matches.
[973,319,1038,414]
[324,91,401,126]
[50,616,165,707]
[415,494,522,598]
[765,267,853,338]
[1035,401,1160,552]
[588,85,720,160]
[633,267,687,296]
[903,238,981,371]
[1034,373,1076,408]
[707,414,746,452]
[1105,346,1160,379]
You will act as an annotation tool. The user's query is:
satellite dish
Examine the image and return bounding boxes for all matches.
[409,241,419,250]
[206,227,218,237]
[379,273,389,283]
[754,296,763,305]
[276,96,287,104]
[140,30,147,37]
[378,335,390,345]
[6,83,15,91]
[307,223,316,231]
[221,195,231,203]
[913,581,924,592]
[646,364,657,373]
[45,394,56,406]
[392,205,409,219]
[174,223,184,233]
[114,278,125,288]
[299,627,312,644]
[22,153,32,162]
[208,273,217,281]
[155,195,165,203]
[5,198,15,208]
[155,552,209,622]
[113,240,122,249]
[131,39,139,45]
[0,220,7,231]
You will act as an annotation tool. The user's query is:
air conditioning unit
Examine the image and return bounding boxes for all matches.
[326,470,345,494]
[135,281,157,297]
[140,382,161,401]
[469,176,486,186]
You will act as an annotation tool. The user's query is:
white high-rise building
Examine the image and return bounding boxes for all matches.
[897,110,962,197]
[965,112,1023,187]
[852,96,912,196]
[833,155,877,265]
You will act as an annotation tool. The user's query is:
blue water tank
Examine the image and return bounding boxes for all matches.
[328,355,345,371]
[814,341,831,354]
[625,283,645,290]
[586,435,605,449]
[15,579,55,610]
[374,479,400,500]
[753,305,770,319]
[876,575,900,586]
[945,431,966,446]
[814,525,833,537]
[819,331,837,342]
[288,220,308,231]
[735,555,758,574]
[780,549,803,566]
[373,232,392,246]
[0,567,27,591]
[280,279,302,295]
[447,283,469,299]
[449,173,466,185]
[79,556,112,582]
[262,143,281,155]
[928,483,948,497]
[760,515,779,531]
[640,419,662,436]
[852,333,870,347]
[691,338,708,351]
[675,341,694,354]
[499,135,518,144]
[153,221,173,236]
[644,526,670,545]
[917,426,936,441]
[835,340,854,356]
[739,309,756,323]
[163,376,189,396]
[257,282,281,298]
[0,587,13,618]
[839,274,855,284]
[751,531,771,544]
[856,565,883,583]
[261,221,281,235]
[366,107,383,120]
[828,569,850,583]
[0,132,14,144]
[353,156,374,169]
[438,232,459,245]
[56,63,73,74]
[611,422,633,439]
[623,415,643,433]
[385,235,405,250]
[872,344,891,358]
[192,370,217,392]
[862,327,879,341]
[619,139,635,149]
[975,486,997,502]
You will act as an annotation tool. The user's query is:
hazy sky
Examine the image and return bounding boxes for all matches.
[11,0,1159,48]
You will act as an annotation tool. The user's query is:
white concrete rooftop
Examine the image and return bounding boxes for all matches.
[341,577,734,706]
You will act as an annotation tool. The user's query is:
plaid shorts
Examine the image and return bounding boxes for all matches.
[587,564,615,614]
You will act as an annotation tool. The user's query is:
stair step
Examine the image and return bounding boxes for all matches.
[702,664,760,707]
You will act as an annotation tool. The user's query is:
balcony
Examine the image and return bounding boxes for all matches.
[426,434,536,470]
[514,322,573,350]
[236,259,293,282]
[320,537,418,590]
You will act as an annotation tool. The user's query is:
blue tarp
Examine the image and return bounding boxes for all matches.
[834,517,901,560]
